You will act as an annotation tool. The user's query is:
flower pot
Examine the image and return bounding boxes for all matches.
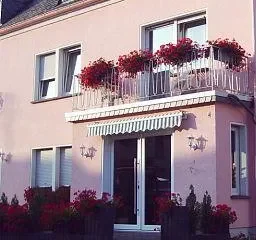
[84,206,115,240]
[191,233,230,240]
[161,206,190,240]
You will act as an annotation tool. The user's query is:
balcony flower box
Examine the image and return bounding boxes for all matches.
[207,38,248,71]
[161,206,190,240]
[84,206,115,240]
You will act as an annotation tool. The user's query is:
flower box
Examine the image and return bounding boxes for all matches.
[161,206,190,240]
[84,206,115,240]
[191,233,230,240]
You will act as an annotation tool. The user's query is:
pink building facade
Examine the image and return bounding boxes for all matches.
[0,0,256,234]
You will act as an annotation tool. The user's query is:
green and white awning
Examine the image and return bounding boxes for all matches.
[87,112,186,136]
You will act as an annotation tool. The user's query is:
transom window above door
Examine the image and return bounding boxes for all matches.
[145,13,206,53]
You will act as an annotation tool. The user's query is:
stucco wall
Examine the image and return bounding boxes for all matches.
[215,102,256,228]
[0,0,254,203]
[71,104,217,203]
[173,104,216,203]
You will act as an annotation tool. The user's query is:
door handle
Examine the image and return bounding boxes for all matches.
[133,157,137,215]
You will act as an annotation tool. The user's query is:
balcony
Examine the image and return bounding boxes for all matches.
[72,47,252,111]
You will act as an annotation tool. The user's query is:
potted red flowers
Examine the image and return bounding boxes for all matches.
[155,38,199,66]
[117,50,153,77]
[79,58,115,88]
[155,192,190,240]
[211,204,237,236]
[208,38,248,71]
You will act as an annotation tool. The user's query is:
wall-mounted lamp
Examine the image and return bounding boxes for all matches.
[188,135,207,151]
[80,145,96,159]
[188,136,199,151]
[0,150,10,162]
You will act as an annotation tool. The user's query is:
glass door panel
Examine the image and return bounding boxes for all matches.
[114,139,138,226]
[144,135,171,226]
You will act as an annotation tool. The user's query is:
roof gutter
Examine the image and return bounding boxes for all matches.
[0,0,108,36]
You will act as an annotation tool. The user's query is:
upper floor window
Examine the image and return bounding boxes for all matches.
[39,53,56,99]
[145,14,206,53]
[35,45,81,101]
[62,46,81,94]
[231,124,248,196]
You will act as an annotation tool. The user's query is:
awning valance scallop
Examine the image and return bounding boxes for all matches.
[87,112,186,136]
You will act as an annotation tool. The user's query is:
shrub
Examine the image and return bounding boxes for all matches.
[186,185,200,234]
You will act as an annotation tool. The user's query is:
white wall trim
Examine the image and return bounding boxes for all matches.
[171,132,175,193]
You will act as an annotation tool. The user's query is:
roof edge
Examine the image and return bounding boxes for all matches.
[0,0,108,36]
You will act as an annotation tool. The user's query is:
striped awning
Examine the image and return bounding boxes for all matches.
[87,112,186,136]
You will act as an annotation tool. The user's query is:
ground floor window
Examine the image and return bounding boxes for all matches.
[32,146,72,193]
[231,124,247,196]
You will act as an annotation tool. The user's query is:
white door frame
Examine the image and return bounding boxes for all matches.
[103,131,174,231]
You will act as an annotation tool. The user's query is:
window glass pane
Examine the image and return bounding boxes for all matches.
[183,19,206,45]
[35,149,53,187]
[150,24,174,53]
[41,79,55,98]
[231,129,237,189]
[60,147,72,186]
[65,50,81,93]
[39,53,56,80]
[239,127,247,195]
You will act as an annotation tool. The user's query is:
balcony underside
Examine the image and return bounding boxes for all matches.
[65,90,252,122]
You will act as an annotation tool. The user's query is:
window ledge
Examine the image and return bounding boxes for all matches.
[231,195,250,200]
[31,94,75,104]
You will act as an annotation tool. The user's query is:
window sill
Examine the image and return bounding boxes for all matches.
[231,195,250,200]
[31,94,76,104]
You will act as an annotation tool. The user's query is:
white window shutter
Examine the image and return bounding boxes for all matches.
[35,149,53,187]
[60,147,72,186]
[39,53,56,80]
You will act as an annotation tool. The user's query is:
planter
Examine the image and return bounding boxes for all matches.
[191,233,230,240]
[0,232,85,240]
[161,206,190,240]
[84,206,115,240]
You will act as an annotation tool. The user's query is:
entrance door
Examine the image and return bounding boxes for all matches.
[114,138,140,229]
[113,135,172,231]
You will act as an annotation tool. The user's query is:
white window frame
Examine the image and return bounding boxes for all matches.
[33,43,82,101]
[59,45,81,96]
[34,51,57,100]
[141,11,207,51]
[230,123,248,196]
[31,145,72,191]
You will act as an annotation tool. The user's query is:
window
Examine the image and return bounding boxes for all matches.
[35,148,53,187]
[38,53,56,99]
[146,14,206,51]
[59,146,72,186]
[32,146,72,190]
[35,44,81,101]
[62,46,81,94]
[144,14,206,98]
[231,125,248,196]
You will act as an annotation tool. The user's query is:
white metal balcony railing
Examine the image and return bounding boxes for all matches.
[72,47,251,111]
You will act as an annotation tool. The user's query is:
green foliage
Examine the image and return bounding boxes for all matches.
[11,194,19,206]
[231,233,249,240]
[199,191,213,234]
[0,192,8,205]
[186,185,200,234]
